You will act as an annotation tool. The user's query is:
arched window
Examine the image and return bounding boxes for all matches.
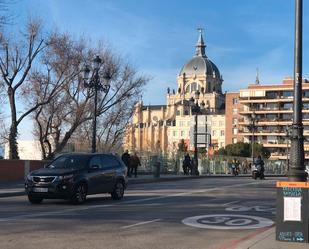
[185,82,201,93]
[191,82,197,92]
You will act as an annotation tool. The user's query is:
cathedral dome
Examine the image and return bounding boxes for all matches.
[179,30,221,79]
[179,56,221,78]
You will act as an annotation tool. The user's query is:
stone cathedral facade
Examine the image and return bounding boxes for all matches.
[124,31,226,155]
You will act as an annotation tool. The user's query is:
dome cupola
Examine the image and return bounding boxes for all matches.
[179,29,221,79]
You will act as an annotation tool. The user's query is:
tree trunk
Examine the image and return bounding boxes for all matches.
[8,123,19,159]
[8,88,19,159]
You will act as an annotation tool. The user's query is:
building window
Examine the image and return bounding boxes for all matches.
[181,131,185,137]
[179,121,185,127]
[185,82,201,93]
[173,131,177,137]
[219,121,224,126]
[233,108,238,114]
[212,130,217,136]
[233,98,238,105]
[282,91,293,98]
[232,118,237,125]
[233,128,238,135]
[184,110,189,115]
[191,82,197,91]
[176,110,180,116]
[220,130,225,136]
[232,138,237,144]
[266,91,277,99]
[212,121,217,126]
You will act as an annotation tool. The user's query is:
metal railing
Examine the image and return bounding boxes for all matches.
[136,154,288,176]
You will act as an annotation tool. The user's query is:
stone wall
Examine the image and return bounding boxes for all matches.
[0,160,47,181]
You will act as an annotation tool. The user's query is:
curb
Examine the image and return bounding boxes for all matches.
[234,226,275,249]
[0,191,25,198]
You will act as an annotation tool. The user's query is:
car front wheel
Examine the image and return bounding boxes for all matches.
[111,181,124,200]
[71,183,87,204]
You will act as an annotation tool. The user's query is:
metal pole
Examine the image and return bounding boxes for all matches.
[91,72,99,153]
[288,0,307,181]
[252,122,254,163]
[194,113,198,175]
[286,140,289,172]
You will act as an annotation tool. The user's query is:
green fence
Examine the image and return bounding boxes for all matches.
[137,154,287,176]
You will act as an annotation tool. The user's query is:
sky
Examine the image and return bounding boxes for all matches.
[5,0,309,139]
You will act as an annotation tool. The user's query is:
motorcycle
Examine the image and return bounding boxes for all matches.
[252,164,264,180]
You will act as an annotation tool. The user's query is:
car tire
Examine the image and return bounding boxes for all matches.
[111,181,124,200]
[28,195,43,204]
[71,183,87,204]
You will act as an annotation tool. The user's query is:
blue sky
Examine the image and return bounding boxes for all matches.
[6,0,309,139]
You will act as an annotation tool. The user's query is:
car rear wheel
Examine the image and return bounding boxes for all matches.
[111,181,124,200]
[71,183,87,204]
[28,195,43,204]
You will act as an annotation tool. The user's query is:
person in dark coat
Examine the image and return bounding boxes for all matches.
[182,153,192,175]
[121,150,131,177]
[130,153,141,178]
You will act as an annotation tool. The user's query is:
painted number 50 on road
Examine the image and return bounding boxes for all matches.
[182,214,274,230]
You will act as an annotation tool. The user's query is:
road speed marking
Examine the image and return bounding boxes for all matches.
[182,214,273,230]
[225,205,276,214]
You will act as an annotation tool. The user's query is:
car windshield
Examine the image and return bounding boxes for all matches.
[46,155,89,169]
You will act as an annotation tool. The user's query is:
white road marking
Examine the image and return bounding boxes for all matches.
[121,219,161,229]
[182,214,274,230]
[222,200,240,206]
[0,181,268,222]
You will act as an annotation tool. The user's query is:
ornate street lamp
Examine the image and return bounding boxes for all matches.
[83,55,110,153]
[190,90,205,175]
[288,0,307,182]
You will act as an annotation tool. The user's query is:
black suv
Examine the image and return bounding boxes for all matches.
[25,153,128,204]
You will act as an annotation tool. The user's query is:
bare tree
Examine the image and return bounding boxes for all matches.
[32,35,148,159]
[96,99,136,153]
[0,19,53,159]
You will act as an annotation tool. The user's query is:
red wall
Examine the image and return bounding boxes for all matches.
[0,160,47,181]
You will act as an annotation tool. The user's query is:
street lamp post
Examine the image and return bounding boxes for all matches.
[190,90,205,176]
[250,111,257,164]
[83,55,110,153]
[288,0,307,182]
[276,0,308,243]
[285,126,290,172]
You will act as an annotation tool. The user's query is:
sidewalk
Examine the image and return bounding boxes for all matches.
[237,226,309,249]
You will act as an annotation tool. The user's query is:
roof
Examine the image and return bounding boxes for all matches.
[142,105,166,111]
[179,30,221,78]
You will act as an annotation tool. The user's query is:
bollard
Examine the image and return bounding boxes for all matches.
[154,161,161,178]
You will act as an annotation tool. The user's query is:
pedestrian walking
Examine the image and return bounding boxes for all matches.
[130,152,141,178]
[121,150,131,177]
[182,153,192,175]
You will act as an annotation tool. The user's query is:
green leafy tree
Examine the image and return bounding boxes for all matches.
[215,142,270,159]
[178,139,187,153]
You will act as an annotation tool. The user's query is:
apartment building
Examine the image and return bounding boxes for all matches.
[238,77,309,160]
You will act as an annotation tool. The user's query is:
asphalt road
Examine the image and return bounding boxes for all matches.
[0,177,278,249]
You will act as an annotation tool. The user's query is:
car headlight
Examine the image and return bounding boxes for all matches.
[58,174,74,180]
[26,174,32,181]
